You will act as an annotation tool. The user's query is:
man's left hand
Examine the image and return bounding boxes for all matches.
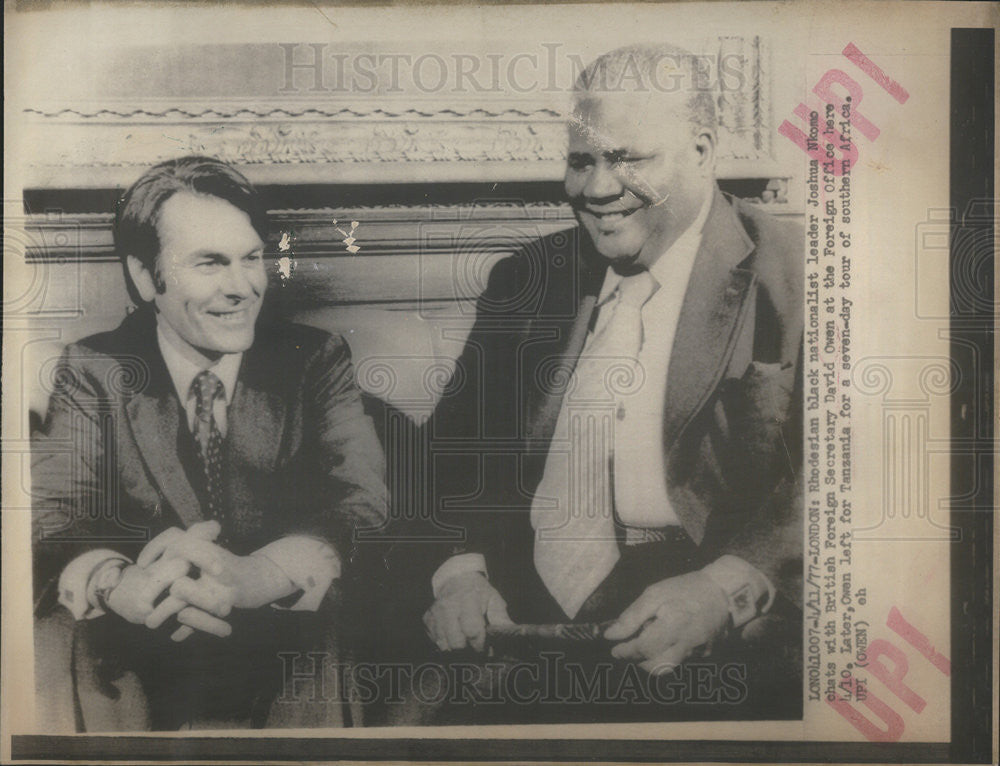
[603,571,730,675]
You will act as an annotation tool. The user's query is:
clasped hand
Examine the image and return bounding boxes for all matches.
[107,520,292,642]
[424,570,730,675]
[603,571,731,674]
[422,571,513,652]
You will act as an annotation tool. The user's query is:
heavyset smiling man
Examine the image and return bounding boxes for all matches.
[32,156,387,730]
[419,44,804,719]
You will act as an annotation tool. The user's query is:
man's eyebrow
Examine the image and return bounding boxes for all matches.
[187,245,263,260]
[603,148,648,160]
[187,249,227,260]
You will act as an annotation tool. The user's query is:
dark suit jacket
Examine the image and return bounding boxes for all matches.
[32,308,388,613]
[422,188,803,620]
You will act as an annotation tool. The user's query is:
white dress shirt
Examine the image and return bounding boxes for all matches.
[591,191,710,527]
[157,325,243,437]
[57,323,341,619]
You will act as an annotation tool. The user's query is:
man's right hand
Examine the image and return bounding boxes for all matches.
[104,523,234,640]
[104,557,182,623]
[422,571,513,652]
[105,558,233,639]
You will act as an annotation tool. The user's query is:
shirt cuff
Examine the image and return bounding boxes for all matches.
[252,536,341,612]
[701,555,775,628]
[58,550,131,620]
[431,553,487,598]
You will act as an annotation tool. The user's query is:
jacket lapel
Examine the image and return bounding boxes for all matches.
[523,241,606,456]
[663,189,758,452]
[524,192,759,455]
[122,314,205,529]
[124,316,288,531]
[523,292,598,455]
[224,346,286,481]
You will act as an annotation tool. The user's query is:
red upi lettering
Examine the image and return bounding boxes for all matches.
[779,43,910,175]
[827,607,950,742]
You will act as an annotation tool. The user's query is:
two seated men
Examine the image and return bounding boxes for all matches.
[31,44,803,730]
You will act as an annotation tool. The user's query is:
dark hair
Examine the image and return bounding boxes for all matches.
[113,156,268,305]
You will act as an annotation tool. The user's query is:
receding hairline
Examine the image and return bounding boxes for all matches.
[568,90,708,144]
[570,44,717,133]
[571,88,694,117]
[153,190,265,252]
[575,44,705,86]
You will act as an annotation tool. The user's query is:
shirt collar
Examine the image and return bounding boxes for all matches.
[156,322,242,407]
[596,187,714,306]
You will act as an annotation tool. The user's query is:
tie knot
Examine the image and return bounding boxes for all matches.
[191,370,224,421]
[617,270,657,309]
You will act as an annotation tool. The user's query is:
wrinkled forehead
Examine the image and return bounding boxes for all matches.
[568,91,688,151]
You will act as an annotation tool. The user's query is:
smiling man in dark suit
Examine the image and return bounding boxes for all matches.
[414,44,803,721]
[32,156,388,730]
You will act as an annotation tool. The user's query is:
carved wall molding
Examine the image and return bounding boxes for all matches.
[26,119,569,172]
[23,104,564,120]
[21,36,787,187]
[21,191,795,266]
[20,203,574,263]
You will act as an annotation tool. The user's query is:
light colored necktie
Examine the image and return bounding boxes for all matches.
[532,270,656,618]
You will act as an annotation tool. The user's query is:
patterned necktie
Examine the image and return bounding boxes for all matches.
[191,370,225,521]
[531,270,657,618]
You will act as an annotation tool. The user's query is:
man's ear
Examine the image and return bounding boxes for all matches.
[693,129,717,177]
[125,255,158,303]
